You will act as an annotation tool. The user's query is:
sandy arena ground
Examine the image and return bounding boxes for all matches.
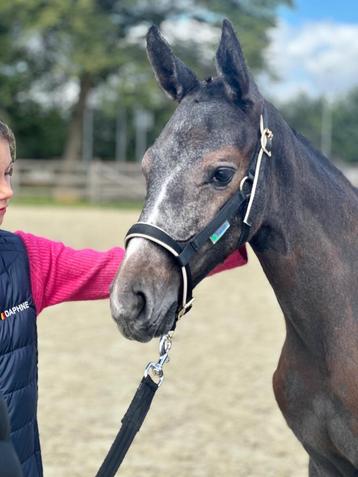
[6,205,308,477]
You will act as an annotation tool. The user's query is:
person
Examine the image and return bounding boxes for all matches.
[0,395,23,477]
[0,120,248,477]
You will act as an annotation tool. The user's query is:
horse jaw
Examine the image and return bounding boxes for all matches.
[110,238,181,342]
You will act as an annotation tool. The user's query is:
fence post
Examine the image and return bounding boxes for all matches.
[12,161,21,195]
[88,161,100,203]
[116,106,127,162]
[82,104,94,163]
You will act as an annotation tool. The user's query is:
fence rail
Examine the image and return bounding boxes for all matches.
[11,159,358,203]
[12,160,146,202]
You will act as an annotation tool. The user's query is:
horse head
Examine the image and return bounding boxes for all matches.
[110,20,269,342]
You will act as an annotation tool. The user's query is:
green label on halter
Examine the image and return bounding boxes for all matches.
[210,220,230,244]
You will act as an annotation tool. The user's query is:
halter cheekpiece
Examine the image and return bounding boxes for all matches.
[125,110,273,324]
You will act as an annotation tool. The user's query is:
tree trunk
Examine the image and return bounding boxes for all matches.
[54,73,93,201]
[63,73,93,165]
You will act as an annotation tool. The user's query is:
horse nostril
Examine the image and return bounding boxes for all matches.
[134,290,146,314]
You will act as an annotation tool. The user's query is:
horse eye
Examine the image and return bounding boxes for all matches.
[211,167,235,186]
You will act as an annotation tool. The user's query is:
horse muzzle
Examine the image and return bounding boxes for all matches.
[110,238,181,342]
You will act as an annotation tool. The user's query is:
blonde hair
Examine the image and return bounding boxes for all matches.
[0,120,16,162]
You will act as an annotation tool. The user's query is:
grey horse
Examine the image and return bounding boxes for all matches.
[110,20,358,476]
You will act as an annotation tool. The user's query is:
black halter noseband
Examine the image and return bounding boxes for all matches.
[125,111,273,322]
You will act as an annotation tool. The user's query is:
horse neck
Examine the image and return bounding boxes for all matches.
[250,104,358,353]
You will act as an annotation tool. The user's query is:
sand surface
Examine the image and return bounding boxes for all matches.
[7,205,308,477]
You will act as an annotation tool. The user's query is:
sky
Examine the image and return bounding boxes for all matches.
[259,0,358,101]
[279,0,358,25]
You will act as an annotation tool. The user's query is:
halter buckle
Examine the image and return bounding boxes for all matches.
[177,297,195,319]
[261,128,273,157]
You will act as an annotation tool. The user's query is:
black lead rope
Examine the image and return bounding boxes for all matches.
[95,375,158,477]
[95,334,173,477]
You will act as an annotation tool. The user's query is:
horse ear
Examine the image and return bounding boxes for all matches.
[146,26,199,102]
[216,19,262,109]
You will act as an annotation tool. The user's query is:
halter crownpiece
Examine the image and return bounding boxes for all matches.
[242,114,273,228]
[125,111,273,322]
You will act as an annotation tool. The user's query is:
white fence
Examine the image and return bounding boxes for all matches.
[12,160,146,202]
[11,159,358,203]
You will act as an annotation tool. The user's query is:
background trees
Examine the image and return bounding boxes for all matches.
[279,89,358,164]
[0,0,356,164]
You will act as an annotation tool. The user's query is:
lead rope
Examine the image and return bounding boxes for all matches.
[95,332,174,477]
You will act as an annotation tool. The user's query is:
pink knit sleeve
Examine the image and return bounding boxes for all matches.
[16,231,125,315]
[15,231,247,315]
[209,246,248,275]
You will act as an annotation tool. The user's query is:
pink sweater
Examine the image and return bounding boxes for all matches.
[15,231,247,315]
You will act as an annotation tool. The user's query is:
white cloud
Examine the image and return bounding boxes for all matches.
[162,17,218,45]
[258,20,358,102]
[162,17,219,62]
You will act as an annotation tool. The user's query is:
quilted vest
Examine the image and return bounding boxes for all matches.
[0,230,42,476]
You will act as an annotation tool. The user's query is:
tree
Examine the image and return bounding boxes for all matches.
[0,4,38,124]
[0,0,293,163]
[280,94,324,152]
[332,88,358,163]
[279,89,358,164]
[0,0,292,161]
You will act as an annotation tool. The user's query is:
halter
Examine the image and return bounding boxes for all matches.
[125,111,273,322]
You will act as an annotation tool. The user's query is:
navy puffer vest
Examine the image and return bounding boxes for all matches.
[0,231,41,476]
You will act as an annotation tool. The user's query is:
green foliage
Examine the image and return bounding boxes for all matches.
[280,89,358,163]
[9,102,67,159]
[280,94,324,151]
[332,89,358,163]
[1,0,355,166]
[0,5,32,114]
[0,0,293,161]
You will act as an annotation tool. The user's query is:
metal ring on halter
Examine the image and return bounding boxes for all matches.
[239,175,252,195]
